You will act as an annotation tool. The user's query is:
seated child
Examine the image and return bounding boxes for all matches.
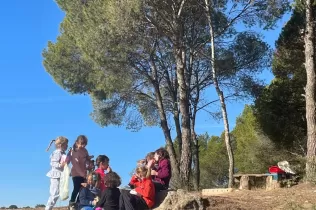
[129,152,155,189]
[149,148,171,191]
[95,171,121,210]
[120,166,155,210]
[78,172,101,210]
[95,155,112,192]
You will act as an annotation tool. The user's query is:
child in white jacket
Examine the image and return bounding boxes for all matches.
[45,136,69,210]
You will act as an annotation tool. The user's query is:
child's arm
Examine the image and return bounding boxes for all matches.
[154,159,170,179]
[129,175,139,187]
[95,190,106,207]
[65,148,72,164]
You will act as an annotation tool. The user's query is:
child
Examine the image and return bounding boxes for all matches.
[129,152,155,189]
[120,166,155,210]
[95,155,112,191]
[95,172,121,210]
[69,135,94,206]
[149,148,171,191]
[78,172,101,210]
[45,136,69,210]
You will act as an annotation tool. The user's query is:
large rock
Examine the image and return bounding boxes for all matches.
[153,189,207,210]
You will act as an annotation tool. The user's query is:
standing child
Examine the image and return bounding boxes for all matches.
[78,172,101,210]
[95,155,112,192]
[45,136,69,210]
[69,135,94,207]
[95,172,121,210]
[120,166,155,210]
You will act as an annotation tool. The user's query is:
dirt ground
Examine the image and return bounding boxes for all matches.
[205,183,316,210]
[19,183,316,210]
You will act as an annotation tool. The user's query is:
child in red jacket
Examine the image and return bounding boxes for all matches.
[128,152,155,189]
[95,155,111,191]
[120,166,155,210]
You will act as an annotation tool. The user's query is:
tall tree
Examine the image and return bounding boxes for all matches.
[43,0,284,189]
[255,8,307,154]
[201,0,288,188]
[255,2,316,181]
[303,0,316,182]
[204,0,234,188]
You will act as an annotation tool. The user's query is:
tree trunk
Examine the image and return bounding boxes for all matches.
[204,0,234,188]
[191,64,200,190]
[174,111,182,158]
[150,59,181,183]
[175,44,192,190]
[304,0,316,182]
[191,129,200,190]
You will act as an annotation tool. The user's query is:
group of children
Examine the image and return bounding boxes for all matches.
[45,135,172,210]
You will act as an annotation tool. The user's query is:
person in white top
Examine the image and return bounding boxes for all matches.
[45,136,69,210]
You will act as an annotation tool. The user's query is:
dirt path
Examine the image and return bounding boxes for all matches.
[205,183,316,209]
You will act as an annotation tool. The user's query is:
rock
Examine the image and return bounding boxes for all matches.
[153,189,208,210]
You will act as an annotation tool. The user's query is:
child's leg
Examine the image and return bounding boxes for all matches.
[70,176,85,203]
[119,190,135,210]
[134,196,148,210]
[153,181,166,192]
[45,178,60,210]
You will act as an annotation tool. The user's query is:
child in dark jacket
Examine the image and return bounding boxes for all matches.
[149,148,172,191]
[95,171,121,210]
[78,172,101,210]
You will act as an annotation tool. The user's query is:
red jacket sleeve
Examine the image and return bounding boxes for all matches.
[157,159,170,179]
[135,179,154,198]
[129,175,140,186]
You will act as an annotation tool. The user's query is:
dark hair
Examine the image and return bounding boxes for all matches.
[95,155,110,167]
[73,135,88,151]
[104,172,121,188]
[155,148,169,159]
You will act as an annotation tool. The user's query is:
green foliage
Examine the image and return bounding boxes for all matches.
[254,8,308,153]
[8,205,17,209]
[43,0,289,189]
[199,134,229,188]
[35,204,45,208]
[233,105,282,173]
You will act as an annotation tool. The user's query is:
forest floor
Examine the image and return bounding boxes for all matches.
[205,183,316,209]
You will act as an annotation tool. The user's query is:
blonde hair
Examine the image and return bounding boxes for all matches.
[46,136,68,151]
[136,165,151,178]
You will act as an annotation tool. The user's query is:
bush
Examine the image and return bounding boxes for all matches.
[35,204,45,208]
[8,205,18,209]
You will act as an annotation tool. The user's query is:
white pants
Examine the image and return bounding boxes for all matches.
[45,178,60,210]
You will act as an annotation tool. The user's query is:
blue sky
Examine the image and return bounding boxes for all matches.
[0,0,290,207]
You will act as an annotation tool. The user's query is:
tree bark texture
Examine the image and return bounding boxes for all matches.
[304,0,316,182]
